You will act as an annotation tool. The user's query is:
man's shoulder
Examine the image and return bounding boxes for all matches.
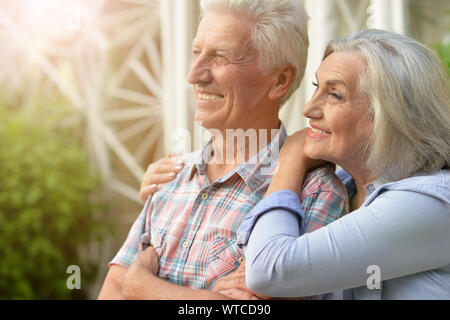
[301,164,348,200]
[178,149,203,164]
[153,150,202,189]
[175,149,204,172]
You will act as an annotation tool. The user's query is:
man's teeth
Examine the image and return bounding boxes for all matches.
[311,127,329,134]
[198,93,222,100]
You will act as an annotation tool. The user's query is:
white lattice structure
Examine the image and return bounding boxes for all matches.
[1,0,448,297]
[0,0,415,211]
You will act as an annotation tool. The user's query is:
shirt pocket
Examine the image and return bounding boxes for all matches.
[140,227,166,251]
[205,235,245,289]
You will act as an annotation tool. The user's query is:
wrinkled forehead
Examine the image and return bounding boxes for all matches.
[317,51,367,88]
[192,12,253,51]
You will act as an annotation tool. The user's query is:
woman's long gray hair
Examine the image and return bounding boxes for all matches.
[324,29,450,182]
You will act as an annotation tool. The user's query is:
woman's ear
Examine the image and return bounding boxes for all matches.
[268,65,297,101]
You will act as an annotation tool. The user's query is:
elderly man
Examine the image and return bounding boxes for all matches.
[98,0,347,300]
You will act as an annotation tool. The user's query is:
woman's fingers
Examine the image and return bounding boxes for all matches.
[146,173,180,187]
[161,154,184,165]
[213,273,247,292]
[139,184,158,203]
[218,289,260,300]
[139,155,185,202]
[155,163,184,175]
[139,172,176,202]
[153,156,184,176]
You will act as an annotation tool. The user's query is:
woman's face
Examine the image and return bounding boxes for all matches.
[302,51,373,170]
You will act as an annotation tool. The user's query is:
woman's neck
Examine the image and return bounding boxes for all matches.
[344,166,375,211]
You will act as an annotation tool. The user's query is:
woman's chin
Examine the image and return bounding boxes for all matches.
[304,146,323,161]
[305,150,333,164]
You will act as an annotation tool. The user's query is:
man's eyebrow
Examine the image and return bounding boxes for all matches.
[191,39,235,52]
[215,46,234,54]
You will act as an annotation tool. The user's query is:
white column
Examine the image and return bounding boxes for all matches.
[304,0,338,100]
[160,0,198,154]
[368,0,409,35]
[280,0,338,133]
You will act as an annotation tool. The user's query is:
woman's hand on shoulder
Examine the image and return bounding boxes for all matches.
[267,129,326,197]
[139,153,184,202]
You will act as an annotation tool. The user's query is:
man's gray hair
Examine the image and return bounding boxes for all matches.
[200,0,309,105]
[324,29,450,182]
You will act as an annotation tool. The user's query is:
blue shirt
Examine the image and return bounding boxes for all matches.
[237,169,450,299]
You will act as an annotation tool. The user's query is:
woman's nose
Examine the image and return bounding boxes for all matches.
[302,95,323,119]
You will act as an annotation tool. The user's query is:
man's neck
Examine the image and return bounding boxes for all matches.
[205,118,281,183]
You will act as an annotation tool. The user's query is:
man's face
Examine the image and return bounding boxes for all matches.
[188,12,275,131]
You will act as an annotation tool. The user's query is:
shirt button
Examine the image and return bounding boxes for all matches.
[182,240,189,248]
[201,193,209,200]
[238,256,245,264]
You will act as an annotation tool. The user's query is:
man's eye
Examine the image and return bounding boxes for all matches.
[312,81,318,87]
[215,54,229,64]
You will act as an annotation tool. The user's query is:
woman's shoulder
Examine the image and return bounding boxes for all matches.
[385,169,449,198]
[367,169,450,206]
[397,169,449,186]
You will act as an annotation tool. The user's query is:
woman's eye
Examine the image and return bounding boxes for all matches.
[312,81,318,87]
[330,92,343,100]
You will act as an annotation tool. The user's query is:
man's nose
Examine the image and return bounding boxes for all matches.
[187,55,212,84]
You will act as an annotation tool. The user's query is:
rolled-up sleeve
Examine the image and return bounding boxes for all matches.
[236,190,305,247]
[109,198,151,268]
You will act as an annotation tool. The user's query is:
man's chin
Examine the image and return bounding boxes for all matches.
[194,114,221,131]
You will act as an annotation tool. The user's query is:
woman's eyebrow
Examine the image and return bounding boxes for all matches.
[325,79,347,88]
[315,73,347,88]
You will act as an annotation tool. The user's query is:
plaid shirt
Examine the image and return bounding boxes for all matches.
[110,124,348,289]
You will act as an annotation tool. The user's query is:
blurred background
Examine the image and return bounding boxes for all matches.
[0,0,448,299]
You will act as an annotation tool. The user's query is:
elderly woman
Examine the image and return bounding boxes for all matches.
[226,29,450,299]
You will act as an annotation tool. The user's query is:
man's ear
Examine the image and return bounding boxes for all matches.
[268,65,297,101]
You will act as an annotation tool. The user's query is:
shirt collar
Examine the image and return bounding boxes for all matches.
[184,146,209,183]
[184,123,287,192]
[236,124,287,191]
[336,168,385,200]
[336,169,356,199]
[365,179,384,196]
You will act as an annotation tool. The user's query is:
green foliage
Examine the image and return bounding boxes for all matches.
[433,41,450,77]
[431,9,450,77]
[0,93,109,299]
